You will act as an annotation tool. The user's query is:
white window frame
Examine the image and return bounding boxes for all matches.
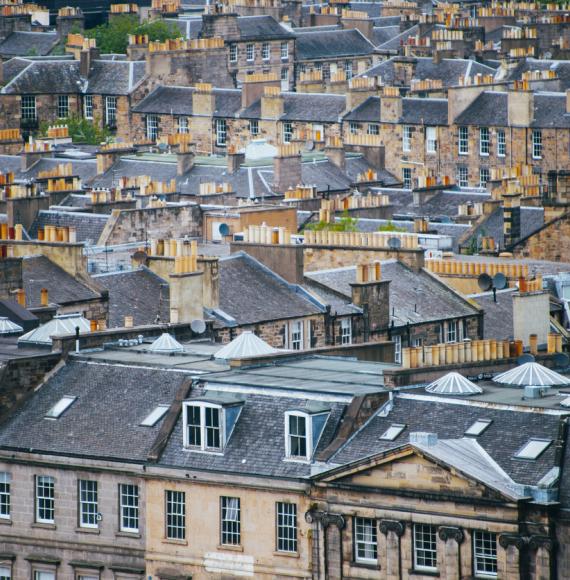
[479,167,490,188]
[413,523,438,572]
[84,95,93,120]
[532,129,542,159]
[473,530,498,577]
[285,411,310,461]
[344,60,353,79]
[480,126,490,156]
[229,43,237,63]
[393,334,402,363]
[276,502,297,553]
[177,116,189,134]
[354,517,378,564]
[146,114,159,141]
[402,168,412,189]
[282,121,293,144]
[119,483,139,533]
[458,166,468,188]
[403,125,412,152]
[280,41,289,60]
[33,572,54,580]
[35,475,55,524]
[21,95,36,120]
[78,480,98,529]
[458,126,469,155]
[0,473,10,519]
[349,121,359,135]
[105,96,117,126]
[290,320,303,350]
[446,320,458,343]
[165,489,185,540]
[262,42,270,60]
[0,565,10,580]
[367,123,379,136]
[497,129,506,157]
[183,402,224,452]
[220,496,241,546]
[246,43,254,62]
[426,126,437,154]
[340,318,352,345]
[215,118,227,147]
[249,119,259,136]
[57,95,69,119]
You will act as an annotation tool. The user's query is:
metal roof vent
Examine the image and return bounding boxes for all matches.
[147,333,185,354]
[18,313,91,346]
[425,372,483,396]
[0,317,23,336]
[214,331,281,360]
[494,362,570,387]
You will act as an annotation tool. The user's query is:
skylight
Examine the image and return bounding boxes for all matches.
[140,405,170,427]
[515,439,552,460]
[379,423,406,441]
[465,419,492,437]
[46,396,77,419]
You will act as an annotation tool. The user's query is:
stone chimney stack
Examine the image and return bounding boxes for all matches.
[56,6,85,40]
[227,146,245,174]
[168,240,204,324]
[176,142,195,176]
[273,144,302,194]
[241,72,281,109]
[261,86,285,119]
[508,80,534,127]
[512,288,549,348]
[324,136,346,170]
[379,86,402,123]
[192,82,216,116]
[503,191,521,249]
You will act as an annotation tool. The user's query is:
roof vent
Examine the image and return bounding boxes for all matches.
[494,362,570,387]
[0,317,23,335]
[214,331,281,360]
[147,333,185,354]
[425,372,483,396]
[410,432,438,447]
[523,385,548,399]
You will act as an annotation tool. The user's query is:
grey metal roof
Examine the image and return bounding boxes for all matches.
[295,28,376,60]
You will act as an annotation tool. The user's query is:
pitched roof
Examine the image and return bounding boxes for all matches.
[305,261,478,327]
[401,97,449,125]
[1,59,80,94]
[296,28,376,60]
[217,252,324,326]
[30,210,108,245]
[94,267,170,328]
[85,60,146,95]
[0,31,58,57]
[237,15,294,40]
[470,288,515,340]
[22,255,100,308]
[0,359,187,462]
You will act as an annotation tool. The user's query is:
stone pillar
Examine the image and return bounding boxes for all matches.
[530,536,555,580]
[499,533,526,578]
[305,510,345,580]
[379,520,405,580]
[439,526,464,580]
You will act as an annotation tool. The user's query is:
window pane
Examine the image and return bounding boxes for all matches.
[205,407,221,449]
[187,405,201,447]
[288,415,307,458]
[0,566,10,580]
[166,490,185,539]
[0,473,10,518]
[355,517,377,562]
[473,531,497,576]
[36,476,54,523]
[414,524,437,570]
[79,480,98,527]
[221,496,241,545]
[119,484,139,532]
[276,502,297,552]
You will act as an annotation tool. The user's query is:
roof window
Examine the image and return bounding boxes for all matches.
[45,396,76,419]
[514,438,552,460]
[465,419,492,437]
[285,404,330,462]
[379,423,406,441]
[140,404,170,427]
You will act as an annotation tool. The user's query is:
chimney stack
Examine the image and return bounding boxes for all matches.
[273,144,302,194]
[379,86,402,123]
[176,142,195,176]
[512,289,549,348]
[503,192,521,249]
[508,81,534,127]
[324,136,345,170]
[241,72,280,109]
[227,146,245,175]
[261,86,284,119]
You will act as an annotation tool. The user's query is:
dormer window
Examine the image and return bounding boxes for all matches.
[285,407,329,462]
[183,394,244,453]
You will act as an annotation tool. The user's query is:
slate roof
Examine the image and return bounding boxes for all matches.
[85,60,146,95]
[461,206,545,252]
[0,359,188,462]
[305,261,478,327]
[295,29,376,60]
[455,91,508,126]
[503,58,570,91]
[132,86,241,117]
[217,252,324,325]
[331,395,563,487]
[375,23,421,51]
[361,56,495,87]
[158,382,346,478]
[0,31,58,57]
[94,267,170,328]
[471,288,516,340]
[22,255,100,308]
[30,210,109,245]
[237,15,294,40]
[372,25,401,47]
[343,95,380,122]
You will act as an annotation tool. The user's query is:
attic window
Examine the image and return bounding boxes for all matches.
[514,438,552,460]
[465,419,492,437]
[140,404,169,427]
[45,396,76,419]
[183,395,244,453]
[379,423,406,441]
[285,407,330,462]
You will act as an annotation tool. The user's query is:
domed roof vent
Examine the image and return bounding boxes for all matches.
[426,372,483,396]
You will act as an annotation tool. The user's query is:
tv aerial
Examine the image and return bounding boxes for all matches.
[477,271,507,302]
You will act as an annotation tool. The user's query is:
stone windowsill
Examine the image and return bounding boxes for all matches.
[75,527,100,535]
[217,544,244,552]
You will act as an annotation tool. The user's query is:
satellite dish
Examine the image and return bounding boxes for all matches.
[439,216,453,224]
[190,319,206,334]
[477,273,493,292]
[305,140,315,151]
[493,272,507,290]
[132,250,148,265]
[517,353,536,365]
[219,223,230,236]
[387,237,402,250]
[157,143,168,152]
[553,352,570,369]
